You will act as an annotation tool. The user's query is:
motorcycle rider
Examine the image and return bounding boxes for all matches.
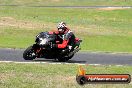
[51,22,76,54]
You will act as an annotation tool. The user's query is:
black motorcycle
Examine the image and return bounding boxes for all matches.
[23,32,82,62]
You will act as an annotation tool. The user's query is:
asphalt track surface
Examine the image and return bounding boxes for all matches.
[0,48,132,65]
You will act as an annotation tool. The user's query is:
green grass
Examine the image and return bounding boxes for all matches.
[0,62,131,88]
[82,35,132,52]
[0,0,132,6]
[0,7,132,29]
[0,6,132,52]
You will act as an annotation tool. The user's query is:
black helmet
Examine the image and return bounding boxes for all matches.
[57,22,67,32]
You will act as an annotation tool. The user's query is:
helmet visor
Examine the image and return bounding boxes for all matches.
[58,28,63,32]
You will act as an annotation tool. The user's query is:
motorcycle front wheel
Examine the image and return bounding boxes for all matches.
[23,46,36,60]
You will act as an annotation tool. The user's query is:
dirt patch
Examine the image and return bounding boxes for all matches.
[0,17,55,30]
[0,73,15,84]
[97,7,129,11]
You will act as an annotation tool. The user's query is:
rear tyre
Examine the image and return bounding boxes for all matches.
[23,46,36,60]
[58,57,69,62]
[68,53,74,59]
[57,54,74,62]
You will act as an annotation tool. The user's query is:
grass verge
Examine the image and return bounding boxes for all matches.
[0,62,132,88]
[0,63,132,88]
[0,0,132,6]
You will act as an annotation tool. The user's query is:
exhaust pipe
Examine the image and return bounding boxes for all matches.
[68,47,81,57]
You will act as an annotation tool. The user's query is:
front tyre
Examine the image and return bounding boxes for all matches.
[23,46,36,60]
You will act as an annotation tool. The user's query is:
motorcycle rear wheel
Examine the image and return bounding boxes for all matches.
[57,57,69,62]
[57,54,74,62]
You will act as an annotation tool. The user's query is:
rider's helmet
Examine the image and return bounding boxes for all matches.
[57,22,67,33]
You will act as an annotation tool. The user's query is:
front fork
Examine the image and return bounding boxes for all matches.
[32,44,44,58]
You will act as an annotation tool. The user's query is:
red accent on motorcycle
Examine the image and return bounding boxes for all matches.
[48,31,54,34]
[36,49,41,53]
